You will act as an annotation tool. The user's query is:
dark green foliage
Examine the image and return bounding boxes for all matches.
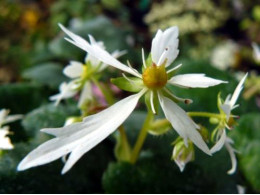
[102,111,239,193]
[0,83,49,114]
[22,103,79,137]
[0,141,113,193]
[230,113,260,192]
[103,156,212,193]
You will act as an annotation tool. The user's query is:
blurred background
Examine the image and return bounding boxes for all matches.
[0,0,260,193]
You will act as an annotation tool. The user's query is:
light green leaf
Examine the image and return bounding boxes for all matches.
[148,119,171,136]
[114,129,132,162]
[111,77,143,92]
[22,63,68,88]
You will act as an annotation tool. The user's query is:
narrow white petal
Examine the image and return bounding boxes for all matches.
[18,90,145,172]
[229,73,248,108]
[63,61,84,78]
[150,91,156,114]
[168,74,227,88]
[151,27,179,67]
[0,127,14,150]
[166,64,182,74]
[220,104,232,120]
[78,81,93,108]
[174,159,185,172]
[159,94,211,155]
[61,89,146,173]
[49,82,77,105]
[59,24,141,78]
[225,140,237,175]
[142,48,147,68]
[0,109,9,125]
[210,129,226,153]
[252,42,260,61]
[237,185,246,194]
[3,114,23,125]
[98,50,127,72]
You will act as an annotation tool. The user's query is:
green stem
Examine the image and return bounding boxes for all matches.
[91,77,115,105]
[91,77,131,162]
[130,111,154,164]
[187,112,221,119]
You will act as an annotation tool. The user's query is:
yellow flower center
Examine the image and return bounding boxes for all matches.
[81,65,88,80]
[142,64,167,89]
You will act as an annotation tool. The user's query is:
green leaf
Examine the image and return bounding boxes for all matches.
[0,141,113,193]
[229,113,260,192]
[114,130,132,162]
[148,119,171,136]
[111,77,143,92]
[0,83,49,113]
[22,103,79,137]
[22,63,68,88]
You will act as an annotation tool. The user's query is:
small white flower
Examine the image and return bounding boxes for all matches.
[49,81,78,106]
[0,109,22,150]
[211,40,239,70]
[0,109,23,127]
[18,25,226,173]
[50,36,125,107]
[172,140,194,172]
[252,42,260,63]
[0,126,14,150]
[210,73,247,174]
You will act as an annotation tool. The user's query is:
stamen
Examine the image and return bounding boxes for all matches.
[164,88,193,104]
[142,48,147,69]
[167,64,182,74]
[150,91,156,114]
[127,60,133,69]
[122,73,135,85]
[157,47,169,66]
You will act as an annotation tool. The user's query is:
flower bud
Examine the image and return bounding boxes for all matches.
[172,139,194,172]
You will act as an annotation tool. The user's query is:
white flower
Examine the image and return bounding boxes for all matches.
[252,42,260,63]
[0,127,14,150]
[49,81,78,106]
[210,73,247,174]
[0,109,23,127]
[50,36,125,107]
[0,109,22,150]
[172,140,194,172]
[18,25,226,174]
[210,40,239,70]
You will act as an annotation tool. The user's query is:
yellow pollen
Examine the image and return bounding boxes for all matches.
[142,64,167,89]
[81,66,88,80]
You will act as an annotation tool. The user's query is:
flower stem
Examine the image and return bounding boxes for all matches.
[91,77,115,105]
[187,112,221,119]
[130,111,154,164]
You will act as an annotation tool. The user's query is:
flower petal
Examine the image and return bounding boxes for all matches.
[63,61,84,78]
[78,81,93,108]
[59,24,141,78]
[252,42,260,62]
[225,138,237,175]
[229,73,248,108]
[151,27,179,67]
[158,94,211,155]
[168,74,227,88]
[210,129,226,153]
[49,82,77,106]
[18,90,145,172]
[0,127,14,150]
